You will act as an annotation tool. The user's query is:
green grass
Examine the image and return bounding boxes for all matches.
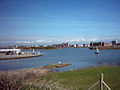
[21,66,120,90]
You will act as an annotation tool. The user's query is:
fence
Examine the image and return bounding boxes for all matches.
[88,73,111,90]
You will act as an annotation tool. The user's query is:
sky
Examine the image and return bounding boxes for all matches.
[0,0,120,45]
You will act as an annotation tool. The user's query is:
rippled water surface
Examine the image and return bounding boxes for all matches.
[0,48,120,71]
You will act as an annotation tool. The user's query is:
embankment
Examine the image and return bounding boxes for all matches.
[0,52,42,60]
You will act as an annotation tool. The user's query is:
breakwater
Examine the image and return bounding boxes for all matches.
[0,52,42,60]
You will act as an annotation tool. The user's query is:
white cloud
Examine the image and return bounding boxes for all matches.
[35,40,55,43]
[0,37,120,46]
[35,40,44,43]
[16,41,34,44]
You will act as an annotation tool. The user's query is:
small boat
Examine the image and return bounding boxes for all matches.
[95,47,100,54]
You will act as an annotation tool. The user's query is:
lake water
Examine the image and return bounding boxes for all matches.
[0,48,120,71]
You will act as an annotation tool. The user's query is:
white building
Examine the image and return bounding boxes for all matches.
[0,49,21,55]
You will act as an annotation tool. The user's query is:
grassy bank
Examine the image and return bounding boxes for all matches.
[21,66,120,90]
[0,63,71,90]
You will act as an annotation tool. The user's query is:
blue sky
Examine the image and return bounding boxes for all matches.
[0,0,120,45]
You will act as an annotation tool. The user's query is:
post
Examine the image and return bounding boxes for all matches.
[100,73,103,90]
[88,73,111,90]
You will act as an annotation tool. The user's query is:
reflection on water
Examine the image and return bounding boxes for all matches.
[0,48,120,71]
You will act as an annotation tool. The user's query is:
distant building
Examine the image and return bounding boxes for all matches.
[116,43,120,46]
[111,40,117,45]
[80,44,83,47]
[0,49,21,55]
[73,44,77,47]
[90,42,112,47]
[43,45,47,47]
[90,42,102,47]
[103,42,112,47]
[53,43,69,47]
[111,40,120,47]
[83,44,90,47]
[76,44,81,47]
[87,44,90,47]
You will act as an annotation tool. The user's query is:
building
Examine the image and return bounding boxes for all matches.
[111,40,120,47]
[83,44,90,47]
[111,40,117,45]
[102,42,112,47]
[52,43,69,47]
[76,44,82,47]
[0,49,21,55]
[73,44,77,47]
[90,42,112,47]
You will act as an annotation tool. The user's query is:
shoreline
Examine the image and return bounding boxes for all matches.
[89,46,120,49]
[0,52,42,60]
[0,63,72,75]
[0,65,119,90]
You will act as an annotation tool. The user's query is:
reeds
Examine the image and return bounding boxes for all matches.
[0,73,23,90]
[0,63,70,90]
[0,68,50,90]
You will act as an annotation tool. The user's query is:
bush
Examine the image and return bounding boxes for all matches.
[0,73,22,90]
[0,71,36,90]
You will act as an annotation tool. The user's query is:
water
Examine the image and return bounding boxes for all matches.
[0,48,120,71]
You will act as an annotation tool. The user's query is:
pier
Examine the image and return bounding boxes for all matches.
[0,52,42,60]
